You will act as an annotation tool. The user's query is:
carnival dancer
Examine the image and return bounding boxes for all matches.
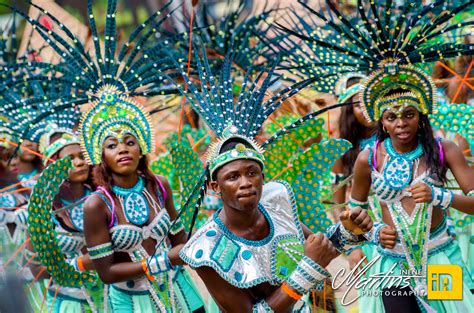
[169,44,373,311]
[81,93,199,312]
[277,0,474,311]
[351,85,474,312]
[4,0,206,311]
[25,123,104,313]
[331,73,381,312]
[0,131,28,245]
[331,73,377,220]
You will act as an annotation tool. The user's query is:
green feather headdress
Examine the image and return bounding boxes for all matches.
[278,0,474,121]
[2,0,186,164]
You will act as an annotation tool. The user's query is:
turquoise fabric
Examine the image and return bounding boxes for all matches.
[172,268,205,312]
[109,285,156,313]
[46,290,91,313]
[359,239,474,312]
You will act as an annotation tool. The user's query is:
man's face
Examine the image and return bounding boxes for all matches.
[211,159,264,212]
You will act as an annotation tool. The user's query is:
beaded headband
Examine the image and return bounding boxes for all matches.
[39,126,80,165]
[207,124,265,179]
[361,63,436,122]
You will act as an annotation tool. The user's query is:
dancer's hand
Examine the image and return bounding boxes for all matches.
[304,232,339,268]
[347,249,368,273]
[379,226,397,249]
[340,207,373,235]
[406,182,432,203]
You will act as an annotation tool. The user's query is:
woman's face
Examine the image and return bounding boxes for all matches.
[0,146,13,169]
[8,154,19,174]
[211,159,264,212]
[58,144,89,183]
[381,105,420,145]
[351,94,374,128]
[102,133,141,176]
[19,140,39,163]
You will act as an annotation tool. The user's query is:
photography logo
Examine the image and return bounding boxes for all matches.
[427,265,463,300]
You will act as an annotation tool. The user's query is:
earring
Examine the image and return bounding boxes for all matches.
[383,126,388,133]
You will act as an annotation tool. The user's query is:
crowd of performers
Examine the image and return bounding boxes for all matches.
[0,0,473,312]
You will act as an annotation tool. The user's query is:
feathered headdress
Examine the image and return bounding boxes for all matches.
[164,41,351,235]
[195,0,281,73]
[0,9,80,161]
[170,44,314,176]
[2,0,185,164]
[278,0,474,122]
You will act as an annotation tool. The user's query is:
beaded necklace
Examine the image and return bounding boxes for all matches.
[60,187,92,232]
[383,137,431,296]
[383,137,423,191]
[111,176,151,226]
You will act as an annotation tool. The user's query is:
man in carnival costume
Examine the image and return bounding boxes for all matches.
[169,40,375,311]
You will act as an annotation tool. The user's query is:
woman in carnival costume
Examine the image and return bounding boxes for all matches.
[0,129,28,246]
[168,42,374,311]
[5,0,205,311]
[0,54,102,311]
[331,73,377,220]
[278,0,474,311]
[331,73,383,311]
[0,17,63,312]
[26,119,105,313]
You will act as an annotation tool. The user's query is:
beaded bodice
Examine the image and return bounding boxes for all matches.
[110,209,171,252]
[0,191,28,226]
[369,139,440,203]
[95,177,170,253]
[55,222,85,256]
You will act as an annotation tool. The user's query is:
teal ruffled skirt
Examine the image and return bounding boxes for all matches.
[359,225,474,312]
[109,268,205,312]
[46,288,92,313]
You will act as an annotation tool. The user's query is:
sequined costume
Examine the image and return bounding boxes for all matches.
[181,181,311,311]
[276,0,474,311]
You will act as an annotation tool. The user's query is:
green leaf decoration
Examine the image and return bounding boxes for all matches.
[431,102,474,151]
[27,157,98,288]
[264,115,327,182]
[150,152,180,191]
[169,139,206,232]
[290,139,352,232]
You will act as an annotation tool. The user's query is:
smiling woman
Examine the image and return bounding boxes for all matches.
[81,92,205,312]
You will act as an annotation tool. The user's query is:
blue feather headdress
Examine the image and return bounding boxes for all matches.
[1,0,186,165]
[163,41,354,235]
[277,0,474,121]
[0,10,79,159]
[194,0,282,73]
